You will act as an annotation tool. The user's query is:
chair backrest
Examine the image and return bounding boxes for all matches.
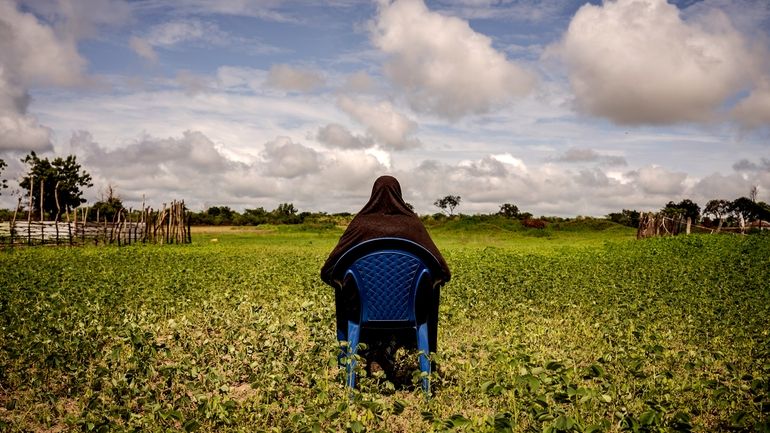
[331,238,443,325]
[347,249,428,323]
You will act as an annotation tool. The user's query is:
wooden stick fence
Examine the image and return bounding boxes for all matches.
[0,200,191,247]
[636,212,762,239]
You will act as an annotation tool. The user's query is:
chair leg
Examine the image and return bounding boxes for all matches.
[416,322,431,395]
[336,329,346,367]
[346,321,361,389]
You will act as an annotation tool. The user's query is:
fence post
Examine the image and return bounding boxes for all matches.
[27,177,33,245]
[54,181,61,245]
[11,197,21,246]
[39,180,45,244]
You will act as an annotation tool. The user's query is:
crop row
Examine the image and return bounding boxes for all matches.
[0,234,768,432]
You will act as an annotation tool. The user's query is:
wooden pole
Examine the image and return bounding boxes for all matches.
[66,207,72,246]
[140,195,146,244]
[109,210,116,244]
[27,177,33,245]
[115,210,120,246]
[11,197,21,246]
[54,181,61,245]
[73,204,78,245]
[95,208,100,244]
[186,202,192,244]
[39,179,45,244]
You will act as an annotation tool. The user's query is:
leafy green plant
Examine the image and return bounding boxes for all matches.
[1,230,768,432]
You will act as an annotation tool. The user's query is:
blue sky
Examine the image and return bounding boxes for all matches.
[1,0,769,216]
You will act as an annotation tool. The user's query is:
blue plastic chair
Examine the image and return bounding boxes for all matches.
[331,237,443,394]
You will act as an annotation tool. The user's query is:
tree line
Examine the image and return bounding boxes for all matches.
[607,193,770,229]
[1,154,768,228]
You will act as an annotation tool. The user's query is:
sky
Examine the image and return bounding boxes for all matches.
[0,0,769,217]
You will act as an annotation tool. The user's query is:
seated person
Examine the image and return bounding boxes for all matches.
[320,175,451,378]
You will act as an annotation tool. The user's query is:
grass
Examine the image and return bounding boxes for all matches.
[0,220,768,432]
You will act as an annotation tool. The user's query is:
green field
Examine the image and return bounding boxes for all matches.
[1,221,769,432]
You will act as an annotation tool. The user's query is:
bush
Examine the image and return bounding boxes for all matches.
[522,218,547,229]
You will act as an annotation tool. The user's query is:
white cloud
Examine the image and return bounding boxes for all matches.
[0,69,52,152]
[457,155,509,178]
[264,64,325,93]
[371,0,536,119]
[74,130,232,177]
[733,157,770,172]
[59,129,389,212]
[0,2,86,88]
[129,36,158,62]
[337,96,421,150]
[22,0,133,40]
[144,19,227,47]
[555,147,628,167]
[394,156,702,216]
[342,70,378,94]
[135,1,296,23]
[135,18,281,57]
[690,172,754,202]
[175,70,210,96]
[261,137,321,178]
[432,0,567,23]
[731,80,770,129]
[0,1,91,152]
[316,123,373,149]
[491,153,527,172]
[555,0,757,125]
[216,66,265,92]
[629,165,688,195]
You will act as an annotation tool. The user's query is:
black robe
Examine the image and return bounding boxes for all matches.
[321,175,450,284]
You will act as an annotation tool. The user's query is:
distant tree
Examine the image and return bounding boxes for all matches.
[0,158,7,195]
[272,203,300,224]
[19,152,93,218]
[760,202,770,222]
[730,197,770,222]
[207,206,234,219]
[498,203,519,218]
[274,203,297,217]
[606,209,641,228]
[662,199,700,222]
[90,185,124,222]
[242,207,268,225]
[202,206,236,225]
[704,199,729,228]
[434,195,461,216]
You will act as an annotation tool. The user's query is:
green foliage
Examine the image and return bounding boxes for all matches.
[19,151,93,217]
[662,199,701,222]
[189,203,306,226]
[90,187,124,222]
[606,209,640,228]
[498,203,520,219]
[0,208,16,221]
[434,195,461,216]
[2,229,768,432]
[0,158,8,195]
[704,199,730,221]
[731,197,770,222]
